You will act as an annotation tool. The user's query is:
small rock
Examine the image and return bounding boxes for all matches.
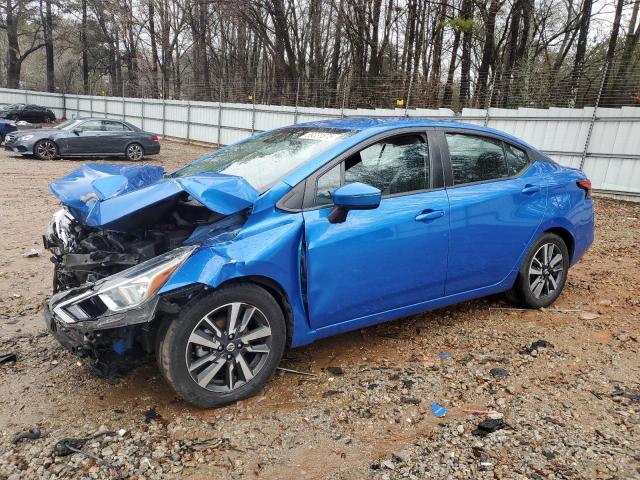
[490,368,509,378]
[457,425,465,435]
[381,460,395,470]
[393,450,411,463]
[542,446,556,460]
[326,367,344,375]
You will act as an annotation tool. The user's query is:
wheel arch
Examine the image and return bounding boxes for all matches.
[216,276,294,349]
[543,226,575,263]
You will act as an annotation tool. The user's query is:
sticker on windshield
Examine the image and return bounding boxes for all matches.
[299,131,345,141]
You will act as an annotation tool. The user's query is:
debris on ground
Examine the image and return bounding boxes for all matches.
[472,418,507,437]
[12,428,41,444]
[326,366,344,376]
[21,248,41,258]
[277,366,318,377]
[431,402,447,417]
[520,339,553,355]
[438,352,452,360]
[0,352,17,364]
[143,408,161,423]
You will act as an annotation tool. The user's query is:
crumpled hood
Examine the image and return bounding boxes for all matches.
[49,164,259,231]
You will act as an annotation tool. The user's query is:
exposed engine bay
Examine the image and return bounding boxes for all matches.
[44,192,225,293]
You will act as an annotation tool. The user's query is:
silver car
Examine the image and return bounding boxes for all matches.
[4,117,161,160]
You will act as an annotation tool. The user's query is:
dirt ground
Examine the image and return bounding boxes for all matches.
[0,142,638,479]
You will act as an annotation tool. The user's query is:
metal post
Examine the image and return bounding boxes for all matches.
[340,82,347,118]
[293,78,300,124]
[580,61,609,170]
[89,84,94,116]
[104,96,107,117]
[62,92,66,119]
[186,102,191,143]
[122,92,126,121]
[162,97,167,139]
[404,75,414,117]
[141,95,145,132]
[217,82,223,148]
[250,77,257,135]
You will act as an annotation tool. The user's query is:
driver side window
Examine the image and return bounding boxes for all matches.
[315,133,430,206]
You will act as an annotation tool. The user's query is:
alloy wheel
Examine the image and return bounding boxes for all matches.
[185,302,272,392]
[127,144,143,160]
[528,243,564,299]
[36,140,57,160]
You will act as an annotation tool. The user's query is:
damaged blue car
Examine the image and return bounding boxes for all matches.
[44,118,594,407]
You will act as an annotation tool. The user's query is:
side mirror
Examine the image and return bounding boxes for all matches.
[73,129,81,135]
[328,182,381,224]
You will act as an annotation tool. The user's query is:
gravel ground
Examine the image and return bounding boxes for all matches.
[0,143,639,480]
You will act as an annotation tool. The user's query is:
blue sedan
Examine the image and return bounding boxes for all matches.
[43,118,594,407]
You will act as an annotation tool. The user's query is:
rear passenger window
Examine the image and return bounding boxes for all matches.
[445,133,509,185]
[504,143,529,175]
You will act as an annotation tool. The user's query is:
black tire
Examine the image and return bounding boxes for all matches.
[125,142,144,161]
[34,139,59,160]
[158,283,286,408]
[507,232,570,308]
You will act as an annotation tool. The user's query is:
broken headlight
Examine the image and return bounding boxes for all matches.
[52,245,196,325]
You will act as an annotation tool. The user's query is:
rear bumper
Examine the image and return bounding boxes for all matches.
[145,143,161,155]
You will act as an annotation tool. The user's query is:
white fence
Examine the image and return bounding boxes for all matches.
[1,87,639,197]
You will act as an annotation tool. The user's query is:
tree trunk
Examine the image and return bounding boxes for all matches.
[568,0,592,107]
[41,0,55,92]
[611,0,640,105]
[6,0,21,88]
[500,0,522,107]
[81,0,89,94]
[459,0,473,108]
[443,26,461,108]
[148,0,159,98]
[330,0,344,104]
[600,0,624,105]
[474,0,500,108]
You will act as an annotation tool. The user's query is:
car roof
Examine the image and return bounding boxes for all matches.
[276,117,541,187]
[293,117,535,151]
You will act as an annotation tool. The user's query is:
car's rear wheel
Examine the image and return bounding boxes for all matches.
[34,139,58,160]
[507,232,569,308]
[125,143,144,161]
[157,284,286,407]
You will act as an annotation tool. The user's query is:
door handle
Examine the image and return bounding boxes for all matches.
[415,209,445,222]
[521,184,540,194]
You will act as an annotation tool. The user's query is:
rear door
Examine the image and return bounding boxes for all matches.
[301,129,450,329]
[439,129,547,295]
[100,120,132,154]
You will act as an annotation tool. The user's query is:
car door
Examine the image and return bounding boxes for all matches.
[63,120,105,154]
[301,130,450,329]
[100,120,132,154]
[439,129,548,295]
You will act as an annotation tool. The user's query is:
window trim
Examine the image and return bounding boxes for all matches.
[77,120,104,132]
[101,120,131,132]
[298,128,443,211]
[439,128,534,189]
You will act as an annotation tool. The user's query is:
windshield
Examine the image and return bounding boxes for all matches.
[55,119,81,130]
[173,127,356,191]
[1,104,24,111]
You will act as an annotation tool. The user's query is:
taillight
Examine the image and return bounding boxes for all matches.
[577,179,592,198]
[150,134,159,142]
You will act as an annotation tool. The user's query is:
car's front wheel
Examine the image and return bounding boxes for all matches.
[157,284,286,408]
[125,143,144,161]
[507,232,570,308]
[34,139,59,160]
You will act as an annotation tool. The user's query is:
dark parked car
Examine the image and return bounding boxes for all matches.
[0,119,17,142]
[4,117,161,160]
[43,118,594,407]
[0,103,55,123]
